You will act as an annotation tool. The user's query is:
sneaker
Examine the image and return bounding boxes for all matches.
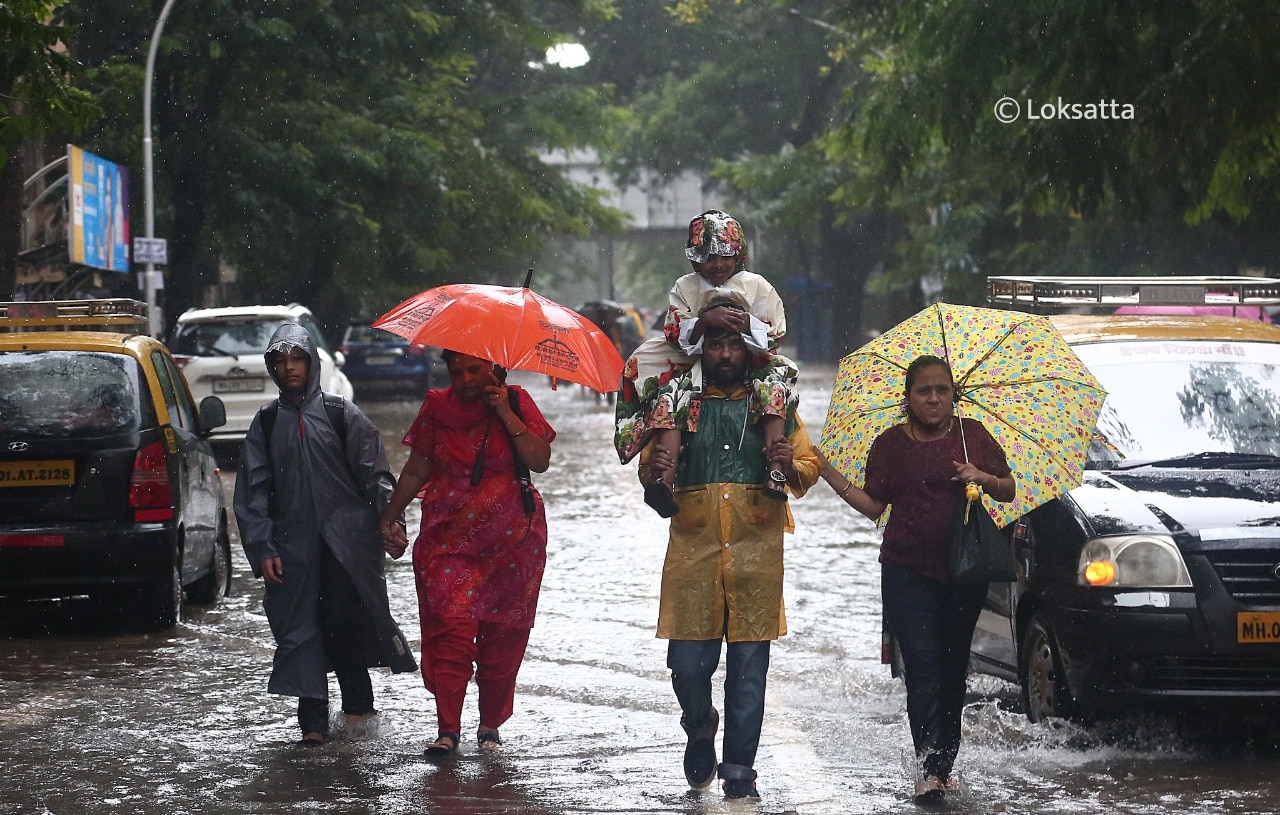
[722,778,760,800]
[762,469,788,502]
[912,774,945,805]
[644,481,680,517]
[682,707,718,789]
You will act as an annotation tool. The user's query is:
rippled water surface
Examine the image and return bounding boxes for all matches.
[3,365,1280,814]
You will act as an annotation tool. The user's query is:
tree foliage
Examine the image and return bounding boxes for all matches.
[0,0,99,299]
[1,0,97,164]
[57,0,620,329]
[581,1,1280,351]
[828,0,1280,299]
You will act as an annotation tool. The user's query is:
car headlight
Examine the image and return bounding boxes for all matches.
[1078,535,1192,588]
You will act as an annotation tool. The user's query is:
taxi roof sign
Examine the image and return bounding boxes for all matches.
[0,298,150,329]
[987,276,1280,311]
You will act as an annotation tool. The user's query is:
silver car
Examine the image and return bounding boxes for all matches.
[170,304,354,448]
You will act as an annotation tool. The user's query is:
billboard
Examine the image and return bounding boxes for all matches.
[68,145,130,273]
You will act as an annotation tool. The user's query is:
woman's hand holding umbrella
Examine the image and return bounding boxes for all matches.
[483,371,551,474]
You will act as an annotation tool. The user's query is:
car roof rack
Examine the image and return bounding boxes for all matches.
[987,276,1280,312]
[0,298,150,330]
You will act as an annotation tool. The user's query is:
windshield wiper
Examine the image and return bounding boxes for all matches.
[1115,452,1280,470]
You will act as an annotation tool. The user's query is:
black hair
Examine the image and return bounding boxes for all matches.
[440,349,503,381]
[902,354,957,413]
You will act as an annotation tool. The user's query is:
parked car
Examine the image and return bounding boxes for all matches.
[966,276,1280,721]
[338,322,436,397]
[0,299,230,630]
[170,303,354,447]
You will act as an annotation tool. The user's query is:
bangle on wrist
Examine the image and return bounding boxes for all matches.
[510,426,528,438]
[837,480,854,497]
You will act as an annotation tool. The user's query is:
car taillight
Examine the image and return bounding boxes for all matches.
[172,354,192,369]
[129,440,173,522]
[407,344,427,357]
[339,344,351,355]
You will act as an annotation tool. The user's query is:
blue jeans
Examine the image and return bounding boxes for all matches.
[881,563,986,780]
[667,639,770,782]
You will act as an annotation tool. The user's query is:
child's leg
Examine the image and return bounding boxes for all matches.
[642,426,683,518]
[655,428,681,486]
[761,414,788,500]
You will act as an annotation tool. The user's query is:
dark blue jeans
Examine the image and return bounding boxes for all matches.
[881,563,986,780]
[667,639,770,782]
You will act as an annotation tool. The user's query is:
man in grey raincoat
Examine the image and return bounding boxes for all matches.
[234,323,416,745]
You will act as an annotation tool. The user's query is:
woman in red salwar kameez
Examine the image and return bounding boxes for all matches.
[379,350,555,756]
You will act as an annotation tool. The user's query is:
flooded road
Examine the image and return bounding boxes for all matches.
[3,365,1280,814]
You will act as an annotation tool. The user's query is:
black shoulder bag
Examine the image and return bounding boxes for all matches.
[467,379,535,516]
[949,415,1017,584]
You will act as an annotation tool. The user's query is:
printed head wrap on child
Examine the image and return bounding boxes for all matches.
[685,210,748,266]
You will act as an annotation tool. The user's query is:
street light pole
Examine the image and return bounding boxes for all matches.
[142,0,178,338]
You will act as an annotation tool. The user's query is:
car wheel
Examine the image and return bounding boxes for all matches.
[1020,613,1073,722]
[139,546,184,631]
[187,515,232,604]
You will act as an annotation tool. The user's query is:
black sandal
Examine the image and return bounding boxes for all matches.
[477,728,502,754]
[424,732,459,756]
[644,481,680,518]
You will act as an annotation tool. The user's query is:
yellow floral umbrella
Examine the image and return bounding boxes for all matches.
[819,302,1106,527]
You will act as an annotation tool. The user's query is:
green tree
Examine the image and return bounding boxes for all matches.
[58,0,621,330]
[829,0,1280,300]
[0,0,98,297]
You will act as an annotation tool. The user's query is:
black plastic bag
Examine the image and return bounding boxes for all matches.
[949,497,1016,583]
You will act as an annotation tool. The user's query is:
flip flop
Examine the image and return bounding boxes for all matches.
[424,732,459,756]
[644,481,680,518]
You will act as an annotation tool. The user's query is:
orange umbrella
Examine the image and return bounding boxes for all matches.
[373,274,625,393]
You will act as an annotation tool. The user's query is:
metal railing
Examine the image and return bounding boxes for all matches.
[987,275,1280,311]
[0,299,150,330]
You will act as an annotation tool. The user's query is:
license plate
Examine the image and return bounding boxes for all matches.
[213,377,265,394]
[365,355,397,366]
[0,460,75,487]
[1237,612,1280,644]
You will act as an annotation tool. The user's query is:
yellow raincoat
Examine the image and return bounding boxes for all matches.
[642,383,819,642]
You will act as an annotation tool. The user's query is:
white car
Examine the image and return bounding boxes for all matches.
[170,304,354,448]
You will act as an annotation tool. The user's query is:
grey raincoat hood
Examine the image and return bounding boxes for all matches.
[233,324,415,699]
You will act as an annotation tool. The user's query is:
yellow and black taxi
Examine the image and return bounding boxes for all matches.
[0,299,229,630]
[971,277,1280,721]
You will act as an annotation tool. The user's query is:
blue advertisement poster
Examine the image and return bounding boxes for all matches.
[68,145,131,273]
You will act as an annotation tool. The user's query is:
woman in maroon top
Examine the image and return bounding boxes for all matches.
[379,351,555,757]
[817,354,1014,804]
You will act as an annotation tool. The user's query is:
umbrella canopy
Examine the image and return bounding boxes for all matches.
[820,302,1106,527]
[373,280,625,393]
